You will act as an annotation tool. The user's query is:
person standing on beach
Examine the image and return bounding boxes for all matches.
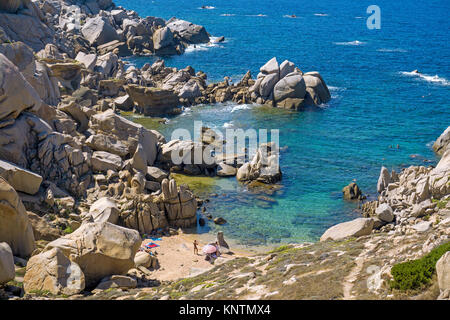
[193,240,199,255]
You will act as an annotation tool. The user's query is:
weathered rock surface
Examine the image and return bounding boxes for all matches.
[95,275,137,290]
[166,19,210,44]
[436,252,450,292]
[81,16,119,46]
[0,242,15,285]
[126,84,180,116]
[23,247,85,295]
[237,142,281,184]
[342,182,363,200]
[0,53,42,121]
[91,151,123,172]
[433,126,450,156]
[0,159,43,195]
[89,197,120,224]
[89,109,160,165]
[46,221,141,287]
[0,177,35,258]
[320,218,374,241]
[27,211,61,241]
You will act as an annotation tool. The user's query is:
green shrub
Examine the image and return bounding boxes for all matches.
[390,242,450,291]
[63,226,73,234]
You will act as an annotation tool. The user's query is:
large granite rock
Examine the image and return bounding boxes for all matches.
[85,133,129,157]
[433,126,450,156]
[152,26,174,52]
[0,159,42,195]
[0,10,54,51]
[436,252,450,292]
[0,0,23,13]
[320,218,374,241]
[236,142,281,184]
[0,242,15,285]
[125,84,180,116]
[0,177,35,258]
[89,110,160,165]
[377,166,391,193]
[342,182,363,200]
[27,211,61,241]
[273,72,306,102]
[160,178,197,228]
[166,19,210,44]
[81,16,120,46]
[0,53,42,121]
[88,197,119,224]
[46,221,141,287]
[303,72,331,105]
[91,151,123,172]
[260,57,279,75]
[23,247,85,295]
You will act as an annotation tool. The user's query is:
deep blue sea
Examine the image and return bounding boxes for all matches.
[116,0,450,246]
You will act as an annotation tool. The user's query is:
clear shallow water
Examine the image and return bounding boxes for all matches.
[116,0,450,245]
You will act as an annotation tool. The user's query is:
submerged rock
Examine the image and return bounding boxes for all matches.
[342,182,363,200]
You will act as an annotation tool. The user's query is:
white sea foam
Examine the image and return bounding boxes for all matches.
[231,104,252,113]
[377,48,407,53]
[328,86,346,92]
[223,121,234,128]
[283,15,300,18]
[333,40,366,46]
[400,71,449,86]
[220,13,235,16]
[245,14,267,17]
[314,13,329,16]
[184,37,224,53]
[355,16,363,19]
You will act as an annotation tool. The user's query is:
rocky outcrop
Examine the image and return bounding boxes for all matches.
[320,218,374,241]
[88,197,119,224]
[377,166,391,193]
[0,53,42,122]
[0,159,42,195]
[249,57,330,109]
[0,242,15,285]
[125,84,181,116]
[436,252,450,295]
[342,182,363,200]
[0,177,35,258]
[89,109,160,165]
[119,178,197,233]
[166,19,210,44]
[236,142,281,184]
[158,139,216,175]
[27,211,61,241]
[433,126,450,156]
[81,16,120,47]
[23,247,85,295]
[0,5,54,51]
[46,221,141,287]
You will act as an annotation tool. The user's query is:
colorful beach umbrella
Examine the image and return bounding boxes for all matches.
[202,244,217,254]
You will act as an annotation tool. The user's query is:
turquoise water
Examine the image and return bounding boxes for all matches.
[117,0,450,245]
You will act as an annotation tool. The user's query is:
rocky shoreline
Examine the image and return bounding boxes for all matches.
[0,0,448,300]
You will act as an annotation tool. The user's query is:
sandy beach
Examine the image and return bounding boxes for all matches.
[140,231,255,281]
